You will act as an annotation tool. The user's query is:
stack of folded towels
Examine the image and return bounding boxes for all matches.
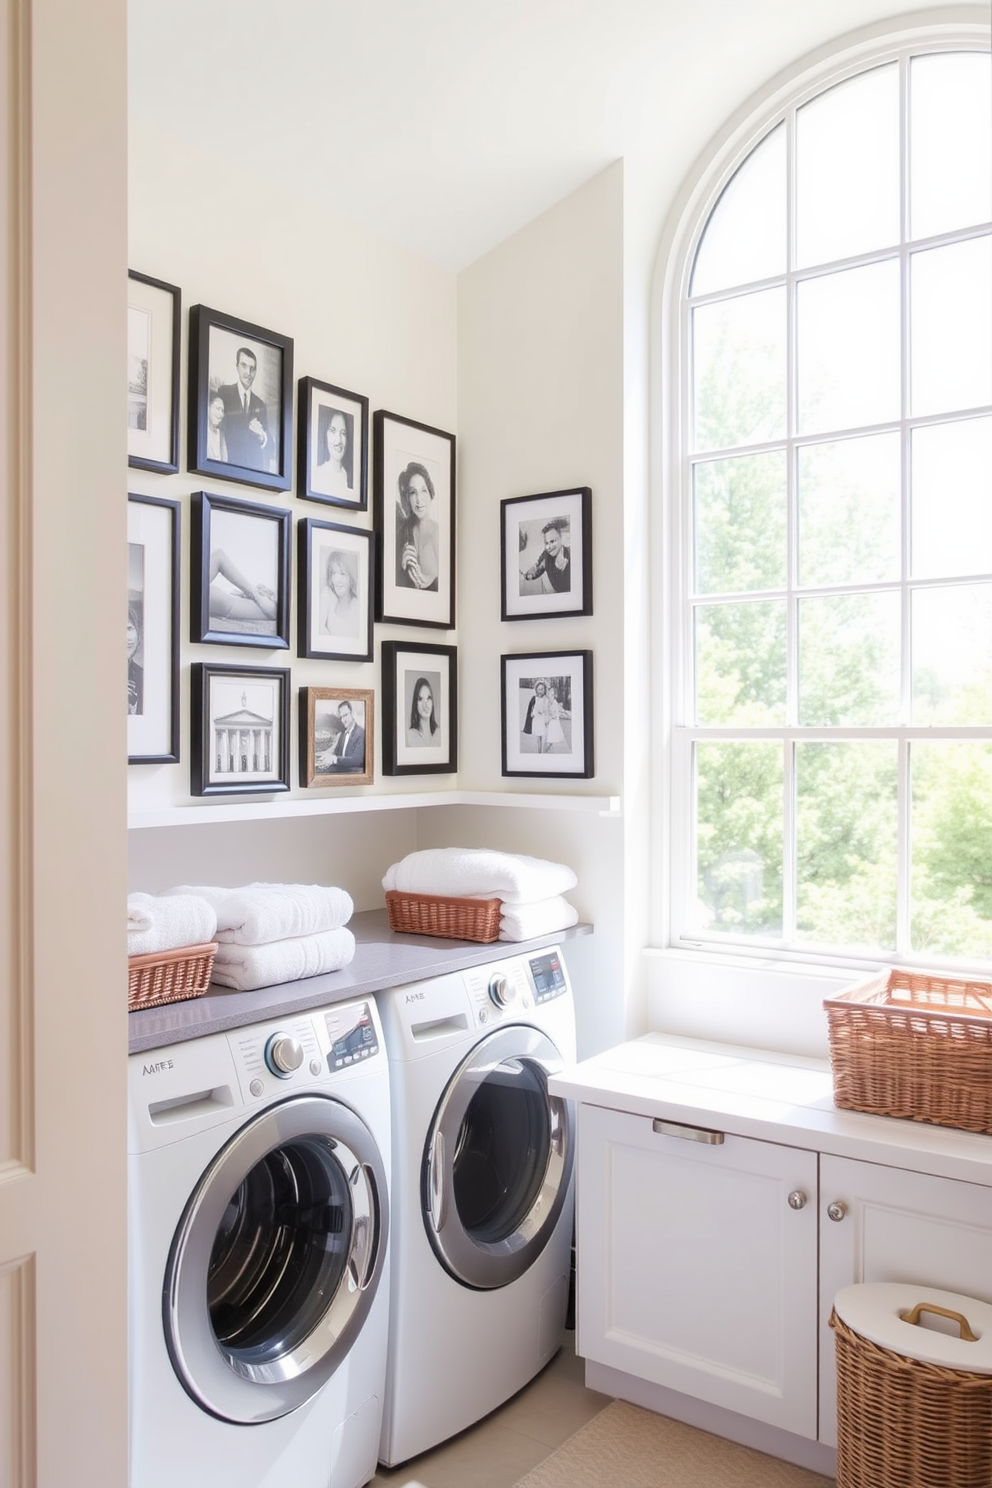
[159,882,356,991]
[127,891,218,957]
[382,847,578,942]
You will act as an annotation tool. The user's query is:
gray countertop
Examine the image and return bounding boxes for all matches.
[128,908,592,1054]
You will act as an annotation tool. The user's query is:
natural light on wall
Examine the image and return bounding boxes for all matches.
[676,44,992,966]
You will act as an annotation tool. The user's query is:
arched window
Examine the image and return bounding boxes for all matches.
[669,33,991,966]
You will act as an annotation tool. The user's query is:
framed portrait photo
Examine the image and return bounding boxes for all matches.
[128,271,180,473]
[373,409,455,629]
[297,517,373,662]
[190,491,291,649]
[128,494,180,763]
[298,377,369,510]
[501,650,594,779]
[299,687,374,788]
[501,486,592,621]
[190,662,290,797]
[188,305,293,492]
[381,640,457,776]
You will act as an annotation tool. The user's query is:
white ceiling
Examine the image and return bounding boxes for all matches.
[127,0,968,272]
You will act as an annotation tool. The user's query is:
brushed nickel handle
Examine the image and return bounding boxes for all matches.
[788,1190,808,1210]
[652,1118,725,1145]
[827,1200,848,1222]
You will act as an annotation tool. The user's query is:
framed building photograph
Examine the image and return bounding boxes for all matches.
[299,687,374,788]
[297,517,373,662]
[128,494,181,763]
[501,486,593,621]
[501,650,594,778]
[298,376,369,510]
[373,409,455,629]
[188,304,294,492]
[190,491,291,648]
[128,271,180,473]
[381,640,457,776]
[190,662,290,796]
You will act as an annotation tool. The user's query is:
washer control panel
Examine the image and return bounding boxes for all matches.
[230,1015,322,1096]
[527,948,569,1005]
[322,1000,379,1070]
[463,958,531,1026]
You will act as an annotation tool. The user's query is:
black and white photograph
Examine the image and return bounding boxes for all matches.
[373,409,455,629]
[501,486,593,621]
[127,271,180,473]
[188,305,294,492]
[298,376,369,509]
[191,491,291,648]
[299,687,374,788]
[501,650,594,778]
[297,517,373,662]
[191,662,290,797]
[127,494,180,763]
[381,640,457,776]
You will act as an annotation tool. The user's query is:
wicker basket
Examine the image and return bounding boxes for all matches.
[831,1302,992,1488]
[823,968,992,1133]
[128,942,218,1012]
[385,890,501,943]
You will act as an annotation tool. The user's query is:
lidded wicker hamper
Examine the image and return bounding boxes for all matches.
[831,1282,992,1488]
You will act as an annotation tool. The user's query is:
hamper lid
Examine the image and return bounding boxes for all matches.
[834,1283,992,1374]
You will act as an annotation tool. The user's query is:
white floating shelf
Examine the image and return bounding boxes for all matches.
[127,789,622,830]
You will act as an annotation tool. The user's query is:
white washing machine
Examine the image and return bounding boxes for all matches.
[376,945,576,1467]
[128,997,391,1488]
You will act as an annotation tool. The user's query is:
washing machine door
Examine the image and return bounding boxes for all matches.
[422,1024,574,1289]
[164,1093,387,1424]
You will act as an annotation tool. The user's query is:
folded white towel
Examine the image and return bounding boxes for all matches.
[498,896,579,943]
[162,882,353,945]
[127,892,217,957]
[382,848,577,905]
[209,927,356,992]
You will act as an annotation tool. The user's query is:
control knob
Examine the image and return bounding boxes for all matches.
[266,1034,304,1076]
[488,974,517,1009]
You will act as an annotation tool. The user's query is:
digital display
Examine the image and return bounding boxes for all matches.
[325,1001,379,1068]
[529,951,566,999]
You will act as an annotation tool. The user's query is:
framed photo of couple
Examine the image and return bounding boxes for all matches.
[299,687,374,788]
[297,517,374,662]
[190,491,291,649]
[188,305,294,492]
[500,487,592,621]
[298,377,369,510]
[501,650,594,778]
[381,640,457,776]
[374,410,455,629]
[190,662,291,797]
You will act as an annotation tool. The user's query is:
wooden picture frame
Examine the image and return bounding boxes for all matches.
[128,271,180,473]
[188,304,294,492]
[297,517,373,662]
[373,409,455,628]
[501,486,593,621]
[381,639,457,776]
[501,650,594,778]
[299,687,374,788]
[298,376,369,510]
[190,662,290,796]
[128,494,180,763]
[190,491,291,649]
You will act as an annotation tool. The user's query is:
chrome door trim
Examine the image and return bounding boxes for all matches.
[164,1093,388,1423]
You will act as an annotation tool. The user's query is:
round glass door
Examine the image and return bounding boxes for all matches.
[423,1025,574,1289]
[165,1094,387,1423]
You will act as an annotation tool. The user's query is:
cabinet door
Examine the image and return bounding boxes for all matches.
[819,1154,992,1447]
[576,1103,818,1436]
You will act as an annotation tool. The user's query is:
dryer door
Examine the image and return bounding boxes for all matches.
[422,1024,574,1289]
[164,1093,387,1423]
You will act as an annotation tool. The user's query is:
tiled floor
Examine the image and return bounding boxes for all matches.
[368,1329,611,1488]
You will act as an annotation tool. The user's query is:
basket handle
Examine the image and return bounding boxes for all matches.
[899,1302,979,1342]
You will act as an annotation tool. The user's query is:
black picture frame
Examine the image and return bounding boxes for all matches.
[501,650,594,778]
[188,304,294,492]
[299,687,374,788]
[297,517,374,662]
[128,271,181,473]
[501,486,593,621]
[373,409,456,629]
[381,640,457,776]
[190,491,291,649]
[190,662,291,796]
[128,494,181,763]
[298,376,369,510]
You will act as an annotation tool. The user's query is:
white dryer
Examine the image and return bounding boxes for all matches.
[128,997,391,1488]
[376,946,576,1467]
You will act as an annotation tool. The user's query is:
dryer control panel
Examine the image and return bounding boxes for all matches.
[526,948,569,1004]
[461,947,570,1026]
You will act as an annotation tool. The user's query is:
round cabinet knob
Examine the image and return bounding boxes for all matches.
[266,1034,304,1076]
[827,1200,848,1223]
[787,1190,808,1210]
[488,975,516,1009]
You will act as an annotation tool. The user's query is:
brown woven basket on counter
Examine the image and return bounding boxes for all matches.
[128,942,218,1012]
[824,967,992,1133]
[385,890,501,943]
